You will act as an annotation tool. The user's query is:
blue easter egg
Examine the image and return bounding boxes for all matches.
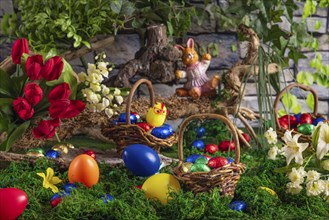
[122,144,161,177]
[196,127,206,138]
[151,126,172,139]
[191,140,205,149]
[294,113,301,123]
[162,124,174,134]
[118,113,137,124]
[51,192,69,201]
[230,200,246,211]
[101,194,114,203]
[227,157,234,164]
[186,154,206,163]
[313,117,325,126]
[45,150,60,159]
[63,183,77,194]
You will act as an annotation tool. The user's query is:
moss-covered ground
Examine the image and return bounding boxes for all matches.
[1,121,329,220]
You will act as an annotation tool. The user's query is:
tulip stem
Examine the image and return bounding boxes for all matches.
[55,132,61,143]
[80,56,88,71]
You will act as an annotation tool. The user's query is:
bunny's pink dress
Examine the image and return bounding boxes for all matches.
[184,60,212,93]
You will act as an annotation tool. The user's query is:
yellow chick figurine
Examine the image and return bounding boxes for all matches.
[146,102,167,127]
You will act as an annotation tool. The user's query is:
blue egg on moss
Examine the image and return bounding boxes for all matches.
[45,150,60,158]
[186,154,206,163]
[64,183,77,194]
[230,200,246,211]
[313,117,325,126]
[227,157,234,164]
[294,113,301,123]
[196,127,206,137]
[118,113,137,124]
[192,140,205,149]
[151,126,172,139]
[101,194,114,203]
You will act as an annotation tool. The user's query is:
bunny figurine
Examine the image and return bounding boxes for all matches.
[175,38,220,100]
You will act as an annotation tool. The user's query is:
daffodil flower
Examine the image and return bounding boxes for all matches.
[37,168,62,193]
[281,130,308,165]
[316,123,329,160]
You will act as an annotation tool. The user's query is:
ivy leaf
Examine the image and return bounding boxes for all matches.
[296,71,314,86]
[278,108,287,117]
[314,20,321,30]
[291,104,301,114]
[288,50,307,64]
[306,93,314,111]
[110,0,123,14]
[303,0,317,18]
[282,92,300,113]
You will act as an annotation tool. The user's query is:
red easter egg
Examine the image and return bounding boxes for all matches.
[300,113,312,124]
[279,115,297,129]
[204,144,219,154]
[50,197,62,208]
[83,150,96,160]
[218,141,235,152]
[136,122,151,132]
[208,157,228,169]
[239,133,251,144]
[278,116,289,130]
[203,155,212,160]
[0,188,28,220]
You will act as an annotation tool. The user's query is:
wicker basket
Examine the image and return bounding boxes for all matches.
[174,113,246,195]
[102,79,177,155]
[274,83,326,145]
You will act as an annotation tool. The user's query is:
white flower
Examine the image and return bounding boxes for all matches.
[306,170,320,183]
[322,160,329,171]
[102,98,110,108]
[288,167,306,184]
[102,85,110,95]
[90,83,101,92]
[87,63,97,74]
[86,72,103,84]
[286,182,303,194]
[267,146,278,160]
[316,123,329,160]
[306,180,325,196]
[114,88,121,95]
[323,179,329,196]
[281,130,309,165]
[78,72,87,82]
[105,108,114,118]
[106,94,114,101]
[264,127,278,144]
[115,95,124,105]
[97,62,109,77]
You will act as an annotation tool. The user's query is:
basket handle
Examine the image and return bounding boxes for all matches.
[177,113,241,164]
[273,83,318,130]
[126,79,155,125]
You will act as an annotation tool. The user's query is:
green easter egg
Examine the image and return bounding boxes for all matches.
[28,148,45,154]
[297,123,314,135]
[191,164,211,172]
[194,156,208,165]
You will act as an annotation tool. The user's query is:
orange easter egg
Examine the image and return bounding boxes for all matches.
[68,154,99,188]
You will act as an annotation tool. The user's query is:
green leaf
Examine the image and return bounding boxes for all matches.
[81,41,91,49]
[0,120,30,151]
[110,0,123,14]
[166,21,173,36]
[303,0,317,18]
[306,93,314,111]
[291,103,301,114]
[282,92,300,113]
[44,48,59,61]
[278,108,287,117]
[314,20,321,30]
[0,68,14,98]
[296,71,314,86]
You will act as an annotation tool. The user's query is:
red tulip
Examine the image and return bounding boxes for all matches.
[11,38,29,64]
[12,97,34,120]
[24,82,43,105]
[49,99,85,119]
[32,118,60,139]
[41,56,64,81]
[48,83,71,103]
[26,55,43,80]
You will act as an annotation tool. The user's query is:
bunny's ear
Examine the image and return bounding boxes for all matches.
[174,45,185,51]
[187,38,194,49]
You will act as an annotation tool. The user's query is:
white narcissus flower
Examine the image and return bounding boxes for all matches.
[267,146,278,160]
[306,180,325,196]
[114,88,121,95]
[105,108,114,118]
[306,170,320,183]
[264,127,278,144]
[78,72,87,82]
[281,130,309,165]
[316,123,329,160]
[288,167,306,184]
[115,95,124,105]
[286,182,303,194]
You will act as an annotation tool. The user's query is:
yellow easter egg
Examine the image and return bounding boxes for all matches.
[258,186,278,197]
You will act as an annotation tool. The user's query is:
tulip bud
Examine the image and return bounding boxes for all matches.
[11,38,29,64]
[41,56,64,81]
[24,82,43,105]
[26,55,43,80]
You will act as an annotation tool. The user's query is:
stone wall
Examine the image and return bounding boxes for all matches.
[1,1,328,122]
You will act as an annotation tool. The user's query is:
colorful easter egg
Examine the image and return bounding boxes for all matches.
[142,173,180,205]
[297,123,314,135]
[0,188,28,220]
[68,154,100,188]
[52,143,70,154]
[230,200,246,211]
[151,126,172,139]
[122,144,160,177]
[258,187,278,197]
[118,113,138,124]
[313,117,325,126]
[294,113,301,123]
[181,162,193,173]
[299,113,312,124]
[45,150,60,158]
[278,115,298,129]
[240,133,250,144]
[192,139,205,149]
[162,124,174,134]
[196,127,206,137]
[218,141,235,152]
[186,154,205,163]
[137,122,151,132]
[101,194,114,203]
[208,157,228,169]
[50,197,62,208]
[191,163,211,172]
[63,183,77,194]
[83,150,96,160]
[194,156,209,165]
[227,157,234,164]
[205,143,219,154]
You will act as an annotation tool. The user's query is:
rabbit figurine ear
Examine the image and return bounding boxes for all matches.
[175,45,185,51]
[187,38,194,49]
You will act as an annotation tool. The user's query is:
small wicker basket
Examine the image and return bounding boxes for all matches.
[274,83,326,145]
[174,113,246,195]
[102,79,177,155]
